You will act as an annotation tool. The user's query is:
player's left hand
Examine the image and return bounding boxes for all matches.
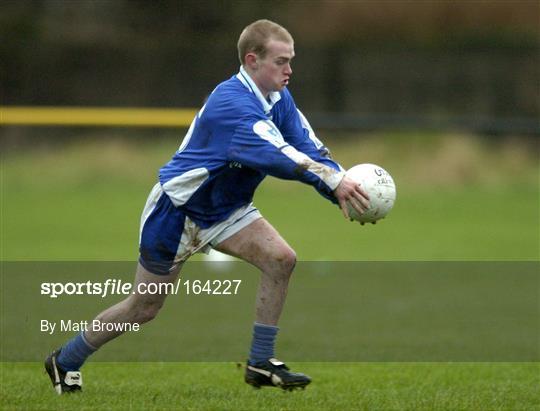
[334,176,370,220]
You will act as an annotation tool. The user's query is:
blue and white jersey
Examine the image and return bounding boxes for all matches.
[159,66,345,229]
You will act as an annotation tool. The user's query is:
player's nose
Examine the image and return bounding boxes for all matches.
[284,63,292,75]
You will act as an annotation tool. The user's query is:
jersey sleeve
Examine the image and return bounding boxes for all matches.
[278,90,344,174]
[228,116,345,202]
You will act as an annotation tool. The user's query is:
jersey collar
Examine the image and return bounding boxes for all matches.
[237,66,281,114]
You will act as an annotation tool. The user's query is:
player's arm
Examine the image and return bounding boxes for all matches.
[278,90,342,168]
[278,99,370,218]
[292,109,370,218]
[229,117,369,217]
[290,109,338,166]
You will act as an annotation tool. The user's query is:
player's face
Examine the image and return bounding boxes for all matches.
[252,39,294,97]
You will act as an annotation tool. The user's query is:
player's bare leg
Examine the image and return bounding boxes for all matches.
[84,263,180,347]
[215,217,296,326]
[45,262,180,394]
[215,217,311,390]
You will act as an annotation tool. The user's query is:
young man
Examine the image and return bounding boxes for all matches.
[45,19,369,393]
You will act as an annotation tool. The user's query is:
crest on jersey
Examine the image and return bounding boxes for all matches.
[253,120,286,149]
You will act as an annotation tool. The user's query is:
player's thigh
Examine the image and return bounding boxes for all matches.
[214,218,296,273]
[129,262,181,306]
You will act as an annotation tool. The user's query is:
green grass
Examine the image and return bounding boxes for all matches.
[2,362,539,410]
[1,133,539,409]
[3,179,538,260]
[1,134,538,260]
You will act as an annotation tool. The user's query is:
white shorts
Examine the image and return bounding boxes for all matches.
[138,183,262,274]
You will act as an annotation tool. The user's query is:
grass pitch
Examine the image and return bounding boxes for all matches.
[1,133,539,409]
[2,133,538,260]
[3,362,539,410]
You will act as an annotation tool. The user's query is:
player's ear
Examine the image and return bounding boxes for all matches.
[245,53,258,70]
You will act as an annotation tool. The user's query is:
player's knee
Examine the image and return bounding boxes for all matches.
[131,299,164,324]
[275,246,296,277]
[137,304,162,324]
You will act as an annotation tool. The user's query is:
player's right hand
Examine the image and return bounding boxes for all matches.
[334,176,370,220]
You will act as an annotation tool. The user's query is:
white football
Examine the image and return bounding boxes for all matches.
[345,163,396,223]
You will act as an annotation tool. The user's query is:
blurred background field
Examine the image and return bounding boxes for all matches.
[2,1,539,133]
[1,131,539,261]
[2,0,538,261]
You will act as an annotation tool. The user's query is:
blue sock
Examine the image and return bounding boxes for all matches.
[57,332,97,371]
[248,322,279,365]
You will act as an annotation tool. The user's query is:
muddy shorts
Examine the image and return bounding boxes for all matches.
[138,183,261,275]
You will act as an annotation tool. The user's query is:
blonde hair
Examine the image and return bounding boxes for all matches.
[237,19,293,65]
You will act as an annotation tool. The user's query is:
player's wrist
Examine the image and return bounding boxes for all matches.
[328,170,346,192]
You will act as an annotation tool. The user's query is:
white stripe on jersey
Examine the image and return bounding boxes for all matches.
[162,167,209,207]
[297,109,345,172]
[253,120,344,190]
[297,109,324,150]
[139,182,163,243]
